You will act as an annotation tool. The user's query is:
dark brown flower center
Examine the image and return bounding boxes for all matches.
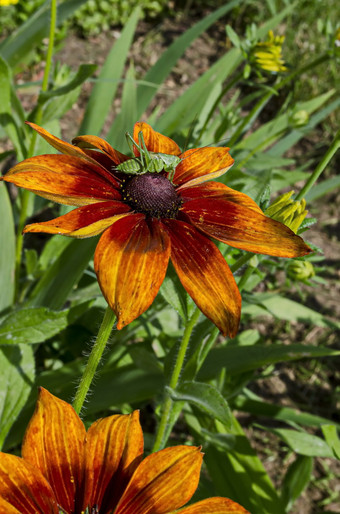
[121,173,182,218]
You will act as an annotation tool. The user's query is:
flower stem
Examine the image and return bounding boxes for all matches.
[73,306,116,414]
[152,307,201,452]
[229,53,330,147]
[295,129,340,201]
[14,0,57,301]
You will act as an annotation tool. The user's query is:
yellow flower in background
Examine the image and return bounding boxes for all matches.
[0,0,18,6]
[265,191,308,234]
[252,30,287,72]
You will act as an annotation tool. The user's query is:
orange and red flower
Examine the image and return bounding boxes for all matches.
[0,388,249,513]
[1,122,310,336]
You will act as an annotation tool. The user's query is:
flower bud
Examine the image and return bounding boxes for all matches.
[287,260,315,281]
[265,191,308,233]
[251,30,287,73]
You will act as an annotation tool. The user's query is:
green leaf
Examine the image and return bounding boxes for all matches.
[189,413,285,514]
[156,48,242,135]
[0,183,15,313]
[0,344,35,449]
[0,55,26,160]
[106,60,138,151]
[233,395,340,430]
[159,263,191,321]
[80,8,141,136]
[226,25,241,48]
[169,381,232,427]
[235,90,335,153]
[28,237,97,309]
[0,0,90,69]
[305,175,340,201]
[321,425,340,459]
[136,1,245,117]
[0,303,92,345]
[243,294,339,328]
[268,96,340,158]
[199,343,340,380]
[39,64,97,101]
[271,428,334,457]
[281,455,313,511]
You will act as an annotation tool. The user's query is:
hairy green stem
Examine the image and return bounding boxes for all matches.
[295,129,340,201]
[152,307,201,452]
[73,306,116,414]
[153,250,256,451]
[14,0,57,300]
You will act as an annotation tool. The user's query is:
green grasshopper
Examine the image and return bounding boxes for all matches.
[116,131,181,182]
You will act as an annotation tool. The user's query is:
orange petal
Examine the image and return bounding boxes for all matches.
[72,135,129,165]
[133,122,181,156]
[24,201,131,238]
[0,453,58,514]
[115,446,203,514]
[174,147,234,188]
[22,388,86,514]
[163,220,241,338]
[94,214,171,328]
[3,155,120,206]
[182,198,311,258]
[180,182,263,214]
[178,497,250,513]
[82,410,144,513]
[26,122,109,171]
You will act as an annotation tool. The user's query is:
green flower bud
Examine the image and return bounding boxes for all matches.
[287,260,315,281]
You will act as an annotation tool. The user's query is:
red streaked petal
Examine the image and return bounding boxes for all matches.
[0,453,58,514]
[180,182,263,214]
[174,147,234,188]
[21,388,86,514]
[183,198,311,258]
[24,201,131,238]
[3,155,120,206]
[94,215,171,328]
[26,122,107,168]
[178,497,250,513]
[82,411,144,513]
[115,446,203,514]
[164,220,241,338]
[133,122,181,156]
[72,135,129,165]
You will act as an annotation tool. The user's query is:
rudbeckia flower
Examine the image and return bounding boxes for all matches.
[1,122,310,336]
[0,388,249,513]
[252,30,287,73]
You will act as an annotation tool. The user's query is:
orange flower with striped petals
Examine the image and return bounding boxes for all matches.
[1,122,310,337]
[0,388,249,514]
